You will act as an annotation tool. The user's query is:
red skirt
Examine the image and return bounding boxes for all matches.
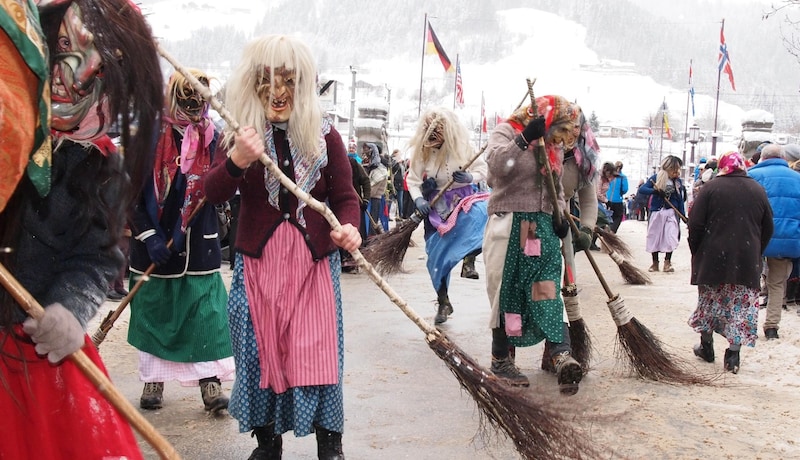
[0,328,143,460]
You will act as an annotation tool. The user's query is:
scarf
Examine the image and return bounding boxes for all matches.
[716,150,746,177]
[263,117,331,227]
[153,115,214,232]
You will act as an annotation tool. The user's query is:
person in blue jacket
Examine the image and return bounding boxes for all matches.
[606,161,628,232]
[747,143,800,340]
[638,155,686,273]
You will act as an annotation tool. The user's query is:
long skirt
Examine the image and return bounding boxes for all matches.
[688,284,759,347]
[424,200,488,291]
[1,329,143,459]
[646,208,679,253]
[226,242,344,436]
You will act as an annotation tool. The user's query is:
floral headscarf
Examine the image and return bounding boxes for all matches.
[716,150,746,176]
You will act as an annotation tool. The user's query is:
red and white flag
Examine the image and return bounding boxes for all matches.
[454,60,464,108]
[480,92,487,133]
[718,21,736,91]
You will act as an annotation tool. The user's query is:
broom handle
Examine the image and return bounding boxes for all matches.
[156,44,441,340]
[525,78,562,228]
[662,195,688,223]
[426,144,487,209]
[0,263,181,459]
[91,199,207,347]
[562,209,614,298]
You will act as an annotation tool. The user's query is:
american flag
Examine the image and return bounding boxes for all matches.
[455,60,464,108]
[718,21,736,91]
[480,92,487,133]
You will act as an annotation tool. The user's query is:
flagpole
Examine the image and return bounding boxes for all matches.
[418,13,427,117]
[478,90,483,149]
[712,19,724,158]
[682,59,691,176]
[659,98,665,163]
[452,54,459,110]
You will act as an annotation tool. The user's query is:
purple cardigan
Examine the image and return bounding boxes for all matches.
[203,125,359,261]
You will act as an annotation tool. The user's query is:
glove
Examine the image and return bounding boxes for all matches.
[552,217,570,239]
[653,188,667,198]
[414,197,431,216]
[22,303,85,363]
[452,170,473,184]
[514,117,546,149]
[360,200,369,211]
[420,177,437,196]
[573,225,593,251]
[145,234,172,266]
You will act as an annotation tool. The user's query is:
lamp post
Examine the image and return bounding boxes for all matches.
[688,123,700,180]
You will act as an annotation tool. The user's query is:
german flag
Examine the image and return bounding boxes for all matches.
[426,22,454,73]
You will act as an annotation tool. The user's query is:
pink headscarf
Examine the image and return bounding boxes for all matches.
[716,150,746,176]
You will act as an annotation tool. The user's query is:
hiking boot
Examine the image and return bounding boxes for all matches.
[723,349,740,374]
[764,328,779,340]
[693,338,715,363]
[315,425,345,460]
[662,261,674,272]
[540,341,556,374]
[249,424,282,460]
[490,356,530,387]
[200,378,229,413]
[648,262,659,272]
[140,382,164,410]
[434,290,453,325]
[460,255,479,279]
[553,352,583,396]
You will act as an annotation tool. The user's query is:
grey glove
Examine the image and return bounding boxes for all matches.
[22,302,85,363]
[414,197,431,216]
[452,170,473,184]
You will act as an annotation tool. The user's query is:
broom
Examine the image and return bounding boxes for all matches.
[158,45,604,459]
[91,200,206,347]
[0,262,181,459]
[662,194,689,223]
[360,143,487,276]
[524,80,709,385]
[568,214,651,285]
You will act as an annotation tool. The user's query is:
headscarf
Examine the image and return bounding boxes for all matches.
[715,150,746,176]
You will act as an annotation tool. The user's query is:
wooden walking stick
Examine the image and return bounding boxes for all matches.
[91,199,207,347]
[360,143,488,276]
[662,194,689,223]
[157,44,604,460]
[0,263,181,459]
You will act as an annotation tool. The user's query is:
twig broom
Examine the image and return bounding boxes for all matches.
[157,44,603,459]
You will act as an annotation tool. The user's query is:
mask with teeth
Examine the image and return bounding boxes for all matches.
[255,66,296,123]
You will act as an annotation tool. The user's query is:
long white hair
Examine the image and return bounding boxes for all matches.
[407,107,472,170]
[223,35,322,160]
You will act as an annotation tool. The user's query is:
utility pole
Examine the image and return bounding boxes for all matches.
[348,66,357,143]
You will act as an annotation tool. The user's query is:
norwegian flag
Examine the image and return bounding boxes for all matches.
[455,60,464,108]
[718,21,736,91]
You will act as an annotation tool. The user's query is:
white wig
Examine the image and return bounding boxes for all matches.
[407,107,472,171]
[223,35,322,160]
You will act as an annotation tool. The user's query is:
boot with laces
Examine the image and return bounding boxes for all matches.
[199,377,229,413]
[140,382,164,410]
[552,352,583,395]
[490,356,530,387]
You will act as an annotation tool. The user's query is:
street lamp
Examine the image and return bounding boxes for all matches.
[688,124,700,167]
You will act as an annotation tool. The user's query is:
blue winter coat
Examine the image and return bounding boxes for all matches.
[638,174,686,215]
[747,158,800,258]
[606,173,628,203]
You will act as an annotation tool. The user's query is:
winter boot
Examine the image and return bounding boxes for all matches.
[315,425,345,460]
[692,334,715,363]
[140,382,164,410]
[248,423,282,460]
[460,255,479,279]
[199,377,229,413]
[552,351,583,396]
[434,285,453,325]
[648,262,659,272]
[490,356,530,387]
[786,277,800,306]
[662,260,674,272]
[723,349,740,374]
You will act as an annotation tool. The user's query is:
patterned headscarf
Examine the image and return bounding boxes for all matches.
[509,95,581,176]
[716,150,746,176]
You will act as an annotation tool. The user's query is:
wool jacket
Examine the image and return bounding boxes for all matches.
[747,158,800,259]
[484,122,565,215]
[203,125,359,261]
[406,143,488,202]
[687,170,773,290]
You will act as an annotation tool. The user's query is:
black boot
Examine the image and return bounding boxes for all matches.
[315,425,345,460]
[724,348,740,374]
[460,255,479,279]
[693,333,715,363]
[434,285,453,325]
[248,423,282,460]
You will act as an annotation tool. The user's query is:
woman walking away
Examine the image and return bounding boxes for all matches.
[638,155,686,273]
[203,35,361,460]
[687,151,773,373]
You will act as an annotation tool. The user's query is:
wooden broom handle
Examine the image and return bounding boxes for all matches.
[525,78,562,228]
[0,262,180,459]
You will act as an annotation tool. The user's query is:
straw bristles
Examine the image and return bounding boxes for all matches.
[427,333,604,460]
[568,318,594,372]
[615,318,716,385]
[595,227,631,258]
[360,217,419,275]
[618,260,651,285]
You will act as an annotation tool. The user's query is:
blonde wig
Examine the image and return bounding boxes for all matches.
[223,35,322,160]
[165,68,209,119]
[407,107,472,171]
[655,155,683,190]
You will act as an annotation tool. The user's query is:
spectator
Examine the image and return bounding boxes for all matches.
[606,161,628,232]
